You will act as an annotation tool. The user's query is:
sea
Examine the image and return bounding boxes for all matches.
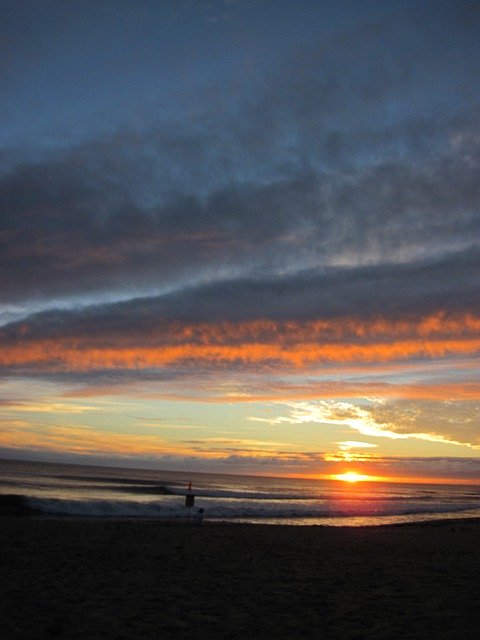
[1,458,480,527]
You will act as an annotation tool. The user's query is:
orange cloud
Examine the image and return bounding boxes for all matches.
[1,337,479,371]
[2,312,479,373]
[63,380,480,403]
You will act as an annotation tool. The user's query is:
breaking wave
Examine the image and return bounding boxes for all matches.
[1,493,479,522]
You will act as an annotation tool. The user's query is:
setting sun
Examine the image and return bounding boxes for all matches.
[332,472,373,483]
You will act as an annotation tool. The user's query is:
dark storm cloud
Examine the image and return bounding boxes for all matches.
[1,247,478,346]
[1,1,479,309]
[1,122,479,306]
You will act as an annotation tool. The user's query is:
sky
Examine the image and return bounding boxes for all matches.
[0,0,479,482]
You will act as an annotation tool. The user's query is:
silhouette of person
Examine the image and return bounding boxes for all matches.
[193,507,204,526]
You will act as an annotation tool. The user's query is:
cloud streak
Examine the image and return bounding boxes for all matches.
[249,399,480,450]
[1,311,479,374]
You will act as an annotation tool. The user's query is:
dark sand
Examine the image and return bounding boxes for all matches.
[1,517,479,639]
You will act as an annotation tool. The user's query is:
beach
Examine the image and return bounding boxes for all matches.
[1,517,479,639]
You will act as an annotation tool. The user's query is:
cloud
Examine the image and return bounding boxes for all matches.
[62,377,480,404]
[1,308,479,377]
[1,135,478,308]
[0,419,175,458]
[337,441,378,450]
[366,399,480,446]
[1,420,480,481]
[356,455,480,481]
[250,398,480,450]
[2,246,480,330]
[1,1,479,311]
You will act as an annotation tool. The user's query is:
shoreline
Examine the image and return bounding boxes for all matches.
[2,494,480,528]
[3,513,480,526]
[3,487,480,528]
[2,516,480,638]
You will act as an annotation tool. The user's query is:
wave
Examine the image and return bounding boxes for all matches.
[81,484,176,495]
[1,493,479,521]
[153,488,472,502]
[181,488,316,500]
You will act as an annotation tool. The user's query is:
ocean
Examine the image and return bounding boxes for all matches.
[1,458,479,526]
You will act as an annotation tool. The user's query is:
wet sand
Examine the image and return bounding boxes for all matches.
[1,516,479,639]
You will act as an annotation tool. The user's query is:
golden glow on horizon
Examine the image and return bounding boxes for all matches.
[1,414,479,484]
[287,472,480,485]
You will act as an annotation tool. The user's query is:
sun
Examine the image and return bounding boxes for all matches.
[332,471,372,483]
